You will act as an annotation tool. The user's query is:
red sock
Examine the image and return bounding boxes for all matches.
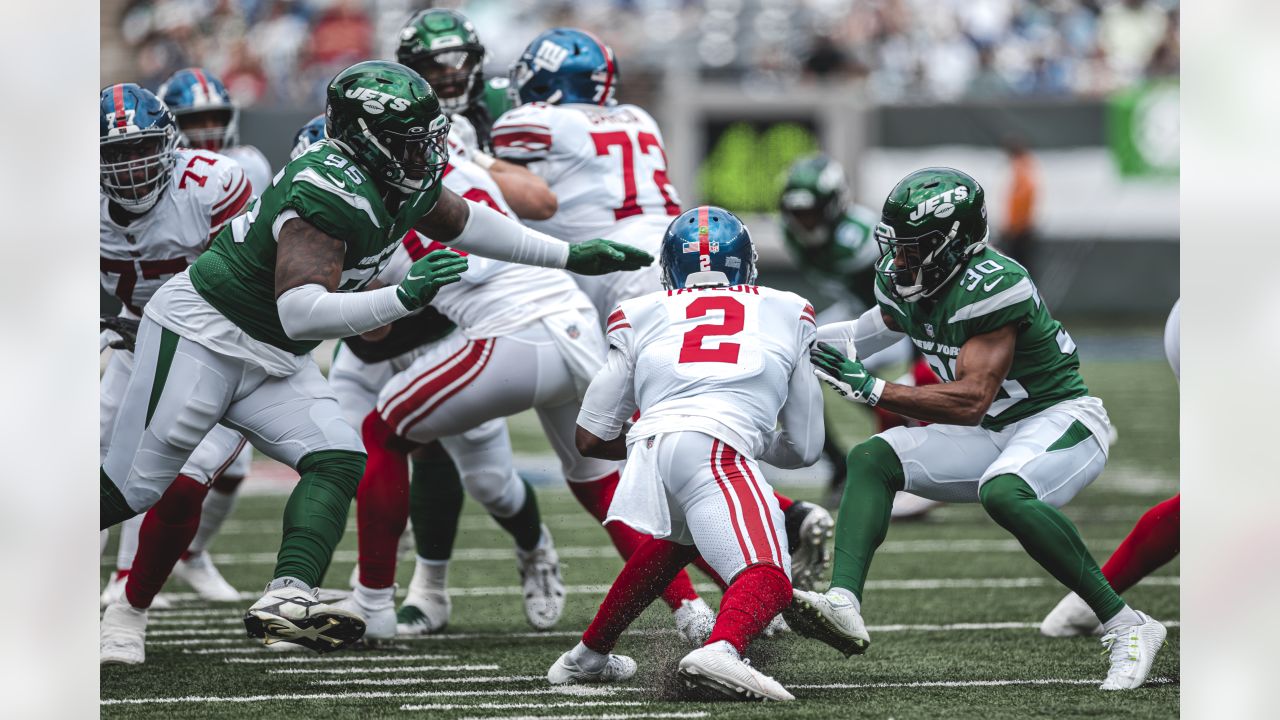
[357,412,412,589]
[570,472,699,610]
[1101,494,1180,593]
[691,556,728,590]
[706,563,792,654]
[582,538,700,653]
[773,492,794,511]
[124,474,208,609]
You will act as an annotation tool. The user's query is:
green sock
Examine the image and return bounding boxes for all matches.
[100,469,137,529]
[409,442,464,562]
[492,479,543,552]
[273,450,365,588]
[979,473,1126,623]
[830,437,904,601]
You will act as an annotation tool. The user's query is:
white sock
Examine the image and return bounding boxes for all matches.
[115,515,143,571]
[709,639,740,658]
[1101,605,1144,634]
[414,556,449,594]
[187,487,239,555]
[353,580,395,609]
[828,586,861,613]
[568,641,608,671]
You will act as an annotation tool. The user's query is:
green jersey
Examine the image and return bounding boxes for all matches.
[782,203,881,308]
[873,247,1088,431]
[190,140,442,355]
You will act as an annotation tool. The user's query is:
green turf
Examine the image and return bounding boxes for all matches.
[100,360,1178,718]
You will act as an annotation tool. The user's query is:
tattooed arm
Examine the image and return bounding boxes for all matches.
[274,216,413,341]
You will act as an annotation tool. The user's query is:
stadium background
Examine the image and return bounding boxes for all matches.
[98,1,1181,717]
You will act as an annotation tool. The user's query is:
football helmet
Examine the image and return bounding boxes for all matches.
[875,167,989,302]
[780,154,848,248]
[396,8,487,114]
[100,83,179,213]
[290,114,326,161]
[660,206,757,290]
[157,68,238,152]
[325,61,450,194]
[510,28,618,106]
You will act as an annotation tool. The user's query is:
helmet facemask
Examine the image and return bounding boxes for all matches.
[100,130,177,213]
[875,221,970,303]
[334,114,450,194]
[780,188,840,249]
[410,49,484,114]
[173,107,238,151]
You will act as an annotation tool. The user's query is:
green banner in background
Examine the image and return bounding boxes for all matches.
[1108,80,1179,178]
[699,121,819,212]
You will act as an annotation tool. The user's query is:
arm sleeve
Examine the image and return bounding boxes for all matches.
[816,306,907,360]
[276,283,412,341]
[760,340,826,469]
[575,346,637,441]
[444,199,570,269]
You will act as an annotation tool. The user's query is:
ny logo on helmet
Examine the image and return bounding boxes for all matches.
[533,40,570,73]
[345,87,411,115]
[909,185,970,222]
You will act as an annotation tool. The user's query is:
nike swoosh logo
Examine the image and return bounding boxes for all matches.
[844,370,866,380]
[982,278,1002,291]
[222,174,234,191]
[406,272,426,281]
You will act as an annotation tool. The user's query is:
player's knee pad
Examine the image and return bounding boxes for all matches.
[296,449,366,501]
[847,436,906,494]
[462,468,526,518]
[978,473,1037,524]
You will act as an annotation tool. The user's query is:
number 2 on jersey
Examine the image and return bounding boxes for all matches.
[679,296,744,364]
[591,131,680,221]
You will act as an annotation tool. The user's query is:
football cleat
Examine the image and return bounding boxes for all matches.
[243,586,365,653]
[333,585,397,645]
[1041,592,1104,638]
[100,601,148,665]
[674,597,717,646]
[172,551,240,602]
[762,613,790,637]
[547,648,637,685]
[677,640,794,701]
[783,588,870,657]
[516,526,566,630]
[397,589,451,636]
[100,571,172,610]
[784,501,834,591]
[1099,612,1167,690]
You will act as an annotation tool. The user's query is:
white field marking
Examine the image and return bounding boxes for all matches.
[212,513,600,535]
[148,627,240,637]
[790,676,1177,690]
[310,675,542,685]
[400,701,643,712]
[270,664,498,675]
[224,653,456,664]
[100,687,645,706]
[456,713,706,720]
[151,617,242,627]
[148,608,240,619]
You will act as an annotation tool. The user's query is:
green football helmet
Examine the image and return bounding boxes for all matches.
[396,8,486,115]
[325,61,450,194]
[779,154,848,248]
[875,167,989,303]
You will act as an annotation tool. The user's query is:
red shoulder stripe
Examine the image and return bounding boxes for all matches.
[209,183,252,231]
[607,309,626,326]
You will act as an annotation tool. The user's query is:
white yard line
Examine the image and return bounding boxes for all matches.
[270,664,498,675]
[225,653,456,664]
[401,701,643,712]
[311,675,543,685]
[790,676,1177,690]
[456,713,707,720]
[101,687,644,706]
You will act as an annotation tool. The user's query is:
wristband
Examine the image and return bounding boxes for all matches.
[866,378,887,407]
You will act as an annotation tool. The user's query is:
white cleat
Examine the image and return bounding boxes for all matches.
[397,589,451,636]
[547,648,637,685]
[783,588,870,657]
[1041,592,1104,637]
[172,551,241,602]
[890,492,942,520]
[333,587,397,645]
[1099,612,1167,690]
[517,526,566,630]
[678,640,794,701]
[762,613,790,637]
[785,502,833,591]
[101,601,147,665]
[243,585,365,653]
[100,571,172,610]
[674,597,717,646]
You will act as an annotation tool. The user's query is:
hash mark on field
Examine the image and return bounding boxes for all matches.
[270,664,498,675]
[456,713,708,720]
[400,701,642,712]
[100,687,646,706]
[225,653,456,664]
[790,676,1177,690]
[311,675,542,685]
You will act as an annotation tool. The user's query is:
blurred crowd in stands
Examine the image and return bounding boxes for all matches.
[113,0,1179,107]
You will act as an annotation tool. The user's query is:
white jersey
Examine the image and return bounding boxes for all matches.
[381,155,592,340]
[222,144,273,199]
[100,148,250,316]
[580,284,824,464]
[491,102,682,247]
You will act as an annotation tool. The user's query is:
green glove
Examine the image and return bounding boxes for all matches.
[566,239,653,275]
[810,342,886,406]
[397,249,469,311]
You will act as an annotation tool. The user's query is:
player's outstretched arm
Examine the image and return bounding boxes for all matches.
[273,217,465,341]
[811,323,1016,426]
[415,188,652,275]
[479,155,558,220]
[761,351,826,469]
[817,308,906,359]
[575,346,638,460]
